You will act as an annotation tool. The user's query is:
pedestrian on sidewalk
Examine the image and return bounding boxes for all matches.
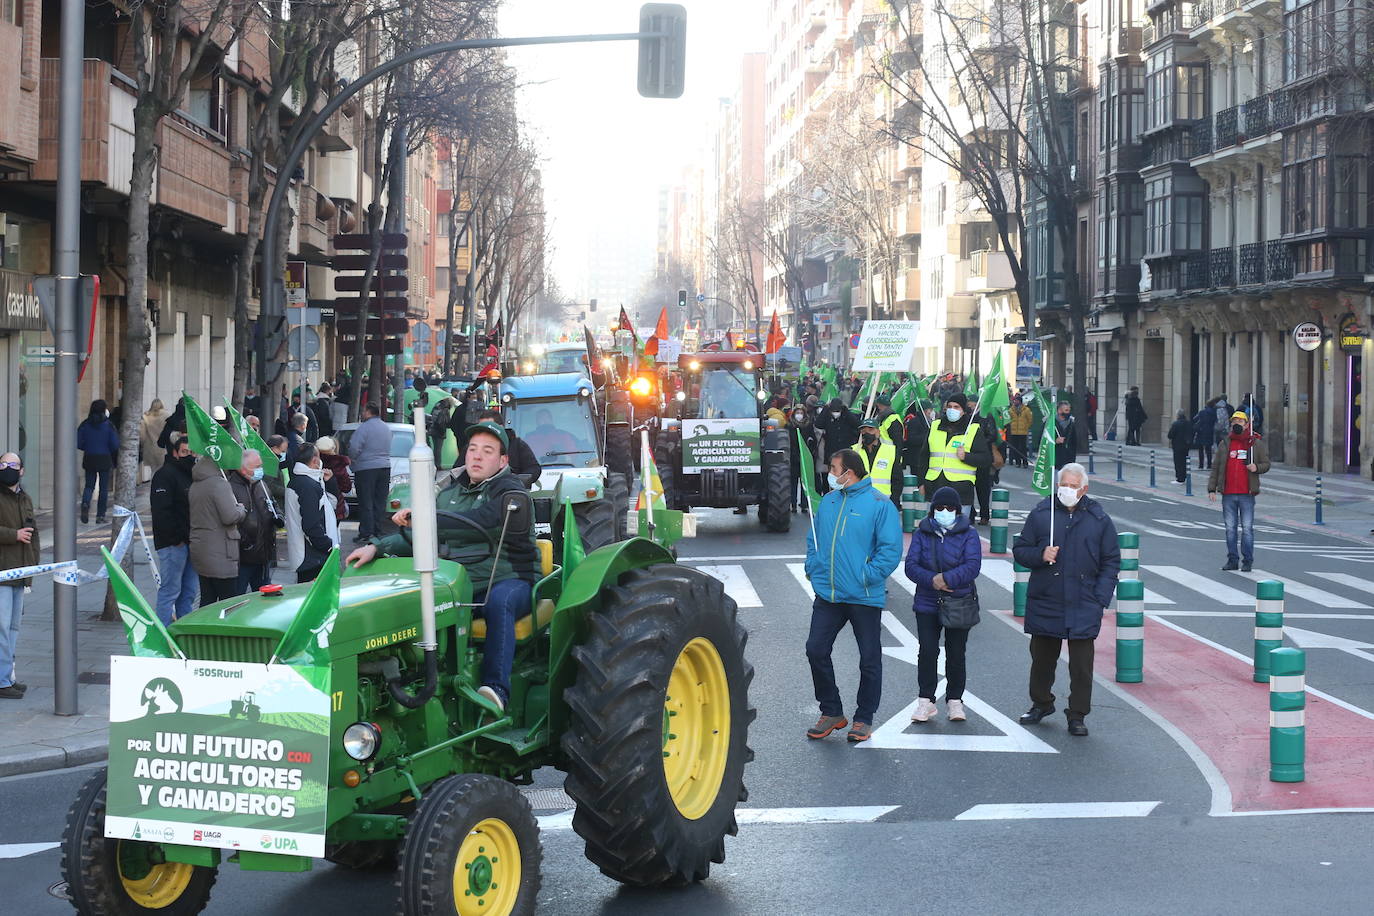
[286,412,309,467]
[904,486,982,724]
[1168,409,1193,484]
[1053,401,1078,469]
[790,405,819,513]
[0,452,37,699]
[188,454,247,607]
[1085,388,1099,441]
[77,399,119,524]
[803,448,903,743]
[348,402,392,544]
[286,444,340,583]
[1124,386,1147,446]
[150,436,198,623]
[229,450,281,594]
[1208,411,1270,572]
[1192,398,1219,470]
[1212,395,1232,448]
[139,399,168,483]
[1007,395,1033,467]
[973,413,1003,525]
[1013,462,1120,737]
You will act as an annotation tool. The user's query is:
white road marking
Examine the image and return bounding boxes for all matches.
[536,806,900,831]
[1235,570,1372,609]
[1153,611,1374,620]
[1282,626,1374,663]
[1325,573,1374,593]
[0,842,59,859]
[787,563,813,595]
[954,801,1160,821]
[1143,566,1254,605]
[695,565,762,608]
[889,569,915,595]
[979,559,1013,592]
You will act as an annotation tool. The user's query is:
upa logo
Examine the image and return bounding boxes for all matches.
[140,678,183,716]
[260,835,273,850]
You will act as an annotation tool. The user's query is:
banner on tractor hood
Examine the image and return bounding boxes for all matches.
[103,657,331,858]
[681,419,761,475]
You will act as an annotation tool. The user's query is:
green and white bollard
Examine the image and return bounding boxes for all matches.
[989,488,1010,554]
[1253,580,1286,684]
[1118,532,1140,581]
[1268,647,1306,783]
[1115,579,1145,683]
[901,475,922,533]
[1013,561,1029,618]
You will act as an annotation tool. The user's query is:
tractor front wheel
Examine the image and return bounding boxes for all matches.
[563,565,755,886]
[763,449,792,533]
[62,768,217,916]
[396,774,540,916]
[571,497,616,553]
[605,471,630,542]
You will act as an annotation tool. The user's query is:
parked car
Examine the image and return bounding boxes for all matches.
[333,421,415,518]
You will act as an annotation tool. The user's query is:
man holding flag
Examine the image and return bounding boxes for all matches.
[1011,460,1120,737]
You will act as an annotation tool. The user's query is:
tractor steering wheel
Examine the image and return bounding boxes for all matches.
[398,510,497,565]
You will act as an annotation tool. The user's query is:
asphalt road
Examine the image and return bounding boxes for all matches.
[5,467,1373,913]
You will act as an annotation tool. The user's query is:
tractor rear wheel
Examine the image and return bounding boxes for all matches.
[651,438,680,511]
[396,774,540,916]
[563,565,755,886]
[763,449,792,533]
[571,497,616,553]
[604,423,633,478]
[62,768,217,916]
[606,472,630,542]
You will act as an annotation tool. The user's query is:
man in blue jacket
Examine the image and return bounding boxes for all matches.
[1012,462,1120,736]
[804,448,903,743]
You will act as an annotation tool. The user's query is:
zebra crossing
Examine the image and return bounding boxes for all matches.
[682,554,1374,619]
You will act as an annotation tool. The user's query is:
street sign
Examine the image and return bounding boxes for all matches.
[336,317,410,336]
[1292,321,1322,351]
[286,307,321,326]
[24,345,54,365]
[334,274,408,293]
[284,260,307,306]
[851,320,920,371]
[637,3,687,99]
[332,232,407,249]
[288,326,321,360]
[332,296,409,315]
[331,253,408,272]
[696,293,705,303]
[285,359,322,373]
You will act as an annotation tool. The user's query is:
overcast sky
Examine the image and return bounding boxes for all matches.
[497,1,767,299]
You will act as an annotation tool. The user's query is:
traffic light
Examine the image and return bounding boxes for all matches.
[589,298,597,312]
[678,289,687,309]
[637,4,687,99]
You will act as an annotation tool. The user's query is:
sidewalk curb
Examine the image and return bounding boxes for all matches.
[0,734,108,778]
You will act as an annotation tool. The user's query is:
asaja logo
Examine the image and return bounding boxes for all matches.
[206,444,223,463]
[140,678,183,716]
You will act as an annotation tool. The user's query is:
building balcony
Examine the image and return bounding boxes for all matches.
[1187,120,1213,158]
[0,21,38,165]
[966,249,1015,293]
[1266,239,1293,281]
[807,13,828,39]
[316,147,358,203]
[1237,241,1266,284]
[1208,246,1235,287]
[1214,106,1238,148]
[1181,251,1209,290]
[900,268,921,304]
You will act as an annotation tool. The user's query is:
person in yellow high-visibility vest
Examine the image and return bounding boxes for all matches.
[912,393,991,517]
[873,394,904,448]
[857,418,902,508]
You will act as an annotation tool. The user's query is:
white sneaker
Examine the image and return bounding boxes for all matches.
[910,698,938,723]
[477,685,506,712]
[947,699,967,721]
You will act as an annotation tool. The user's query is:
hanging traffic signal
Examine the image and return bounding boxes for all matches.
[678,289,687,309]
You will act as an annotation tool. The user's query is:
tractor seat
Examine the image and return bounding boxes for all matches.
[471,538,556,642]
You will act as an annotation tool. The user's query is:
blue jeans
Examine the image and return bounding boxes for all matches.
[806,597,883,725]
[0,585,23,688]
[1222,493,1256,565]
[154,544,199,625]
[475,578,533,704]
[238,563,271,595]
[82,467,111,518]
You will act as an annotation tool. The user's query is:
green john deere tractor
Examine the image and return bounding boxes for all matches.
[62,411,752,916]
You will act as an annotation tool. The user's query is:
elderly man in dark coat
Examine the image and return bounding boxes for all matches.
[1011,461,1120,736]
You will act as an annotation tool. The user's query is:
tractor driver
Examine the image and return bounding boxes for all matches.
[345,421,539,712]
[522,408,582,461]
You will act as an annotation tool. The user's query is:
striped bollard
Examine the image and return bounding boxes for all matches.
[1268,647,1305,783]
[1115,579,1145,683]
[1253,580,1285,683]
[1116,444,1124,481]
[901,475,922,533]
[1118,531,1140,581]
[1314,475,1324,526]
[1149,450,1157,488]
[1013,561,1029,618]
[989,488,1010,554]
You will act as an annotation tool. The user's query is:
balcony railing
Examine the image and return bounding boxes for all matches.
[1182,252,1209,290]
[1188,120,1213,158]
[1241,96,1270,138]
[1143,22,1155,45]
[1238,241,1265,284]
[1266,240,1293,281]
[1189,2,1212,27]
[1215,106,1239,148]
[1209,247,1235,287]
[1271,91,1294,129]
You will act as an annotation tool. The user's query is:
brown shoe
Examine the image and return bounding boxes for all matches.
[806,714,849,739]
[847,721,872,743]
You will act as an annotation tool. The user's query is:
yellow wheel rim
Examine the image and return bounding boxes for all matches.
[662,636,731,820]
[453,817,521,916]
[116,841,195,909]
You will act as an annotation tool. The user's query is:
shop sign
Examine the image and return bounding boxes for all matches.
[1292,322,1322,352]
[1338,312,1365,354]
[0,269,46,331]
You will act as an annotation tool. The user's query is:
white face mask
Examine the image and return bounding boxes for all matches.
[827,472,844,490]
[1057,484,1082,507]
[933,509,957,528]
[945,408,962,422]
[830,411,841,419]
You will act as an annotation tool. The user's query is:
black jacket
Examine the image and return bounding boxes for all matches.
[815,406,860,459]
[287,471,334,568]
[1053,415,1079,467]
[228,471,280,566]
[150,456,194,549]
[1125,394,1147,424]
[1168,417,1193,450]
[1013,495,1121,640]
[313,396,336,437]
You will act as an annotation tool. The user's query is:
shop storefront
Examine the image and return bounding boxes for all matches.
[0,269,52,508]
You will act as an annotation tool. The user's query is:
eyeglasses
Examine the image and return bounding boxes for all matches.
[932,504,958,512]
[0,462,20,469]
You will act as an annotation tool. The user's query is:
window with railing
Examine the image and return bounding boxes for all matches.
[1238,241,1266,283]
[1209,246,1234,286]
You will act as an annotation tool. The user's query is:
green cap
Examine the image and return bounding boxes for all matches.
[465,421,509,453]
[860,417,880,429]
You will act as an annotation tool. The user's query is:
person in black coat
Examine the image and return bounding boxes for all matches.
[789,405,820,512]
[228,451,282,593]
[1124,386,1147,446]
[76,399,119,524]
[1191,398,1219,470]
[1052,401,1078,469]
[157,398,187,451]
[149,436,198,624]
[1012,463,1120,736]
[815,397,860,460]
[1167,409,1193,484]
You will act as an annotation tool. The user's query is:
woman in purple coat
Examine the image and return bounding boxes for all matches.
[904,485,983,723]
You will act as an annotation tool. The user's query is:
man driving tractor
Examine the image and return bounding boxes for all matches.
[346,421,538,711]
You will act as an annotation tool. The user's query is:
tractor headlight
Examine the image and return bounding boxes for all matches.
[675,390,686,402]
[743,360,754,370]
[343,722,382,761]
[501,392,513,404]
[756,389,768,401]
[578,387,592,399]
[522,361,536,373]
[688,360,701,372]
[630,377,653,397]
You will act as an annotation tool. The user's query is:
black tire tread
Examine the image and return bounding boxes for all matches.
[764,446,792,533]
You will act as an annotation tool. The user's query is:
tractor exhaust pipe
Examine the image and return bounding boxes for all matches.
[389,407,440,709]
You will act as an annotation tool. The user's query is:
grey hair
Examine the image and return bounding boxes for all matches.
[1058,462,1088,484]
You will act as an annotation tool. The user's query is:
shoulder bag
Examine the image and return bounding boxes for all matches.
[933,531,981,629]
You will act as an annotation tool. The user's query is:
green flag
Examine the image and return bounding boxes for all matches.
[796,428,821,514]
[975,350,1011,426]
[184,394,242,470]
[1029,384,1056,496]
[964,370,979,399]
[273,548,342,666]
[102,547,184,659]
[223,398,279,478]
[561,498,585,578]
[889,381,914,418]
